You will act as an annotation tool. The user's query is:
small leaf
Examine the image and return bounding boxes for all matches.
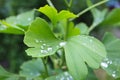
[38,5,57,24]
[75,22,88,35]
[57,10,77,21]
[67,22,80,38]
[102,32,120,78]
[0,10,35,34]
[20,58,45,80]
[102,8,120,26]
[0,21,24,34]
[38,5,76,24]
[64,35,107,80]
[46,72,73,80]
[0,66,19,80]
[24,17,62,57]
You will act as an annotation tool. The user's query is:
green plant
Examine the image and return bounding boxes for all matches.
[0,0,120,80]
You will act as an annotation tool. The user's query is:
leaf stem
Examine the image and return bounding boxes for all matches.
[64,19,69,40]
[42,58,49,77]
[87,24,96,34]
[71,0,108,21]
[64,0,73,10]
[47,0,55,8]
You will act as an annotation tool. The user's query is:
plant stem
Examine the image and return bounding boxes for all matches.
[87,24,96,34]
[71,0,108,21]
[42,58,49,77]
[64,0,73,10]
[64,19,69,40]
[47,0,55,8]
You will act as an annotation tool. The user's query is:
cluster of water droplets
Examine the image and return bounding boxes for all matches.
[101,58,112,68]
[56,72,73,80]
[35,39,67,54]
[35,39,53,54]
[101,58,120,78]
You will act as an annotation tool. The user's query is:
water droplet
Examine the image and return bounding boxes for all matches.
[39,40,42,42]
[90,39,93,43]
[59,42,66,47]
[64,72,69,76]
[60,77,64,80]
[69,76,73,80]
[112,72,116,77]
[108,60,112,64]
[35,39,39,43]
[101,62,108,68]
[43,44,46,46]
[40,46,44,49]
[57,50,62,56]
[112,74,116,77]
[28,18,32,21]
[47,47,53,52]
[41,50,48,54]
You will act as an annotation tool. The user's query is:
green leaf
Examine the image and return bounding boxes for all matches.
[64,35,107,80]
[87,0,107,27]
[102,8,120,26]
[0,66,19,80]
[0,10,35,34]
[24,17,62,57]
[57,10,77,21]
[20,58,45,80]
[75,22,88,35]
[0,21,24,34]
[46,72,73,80]
[67,22,80,38]
[102,32,120,78]
[38,5,76,24]
[38,5,57,24]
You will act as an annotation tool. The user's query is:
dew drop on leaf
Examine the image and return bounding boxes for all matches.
[47,47,53,52]
[28,18,32,21]
[40,49,48,54]
[40,46,44,49]
[59,42,66,47]
[101,62,108,68]
[90,39,93,43]
[112,71,116,77]
[43,43,47,46]
[35,39,39,43]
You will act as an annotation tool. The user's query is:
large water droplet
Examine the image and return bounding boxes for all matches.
[101,62,108,68]
[59,42,66,47]
[47,47,53,52]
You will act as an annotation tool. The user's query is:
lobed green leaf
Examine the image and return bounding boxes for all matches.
[102,32,120,79]
[64,35,107,80]
[24,17,62,57]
